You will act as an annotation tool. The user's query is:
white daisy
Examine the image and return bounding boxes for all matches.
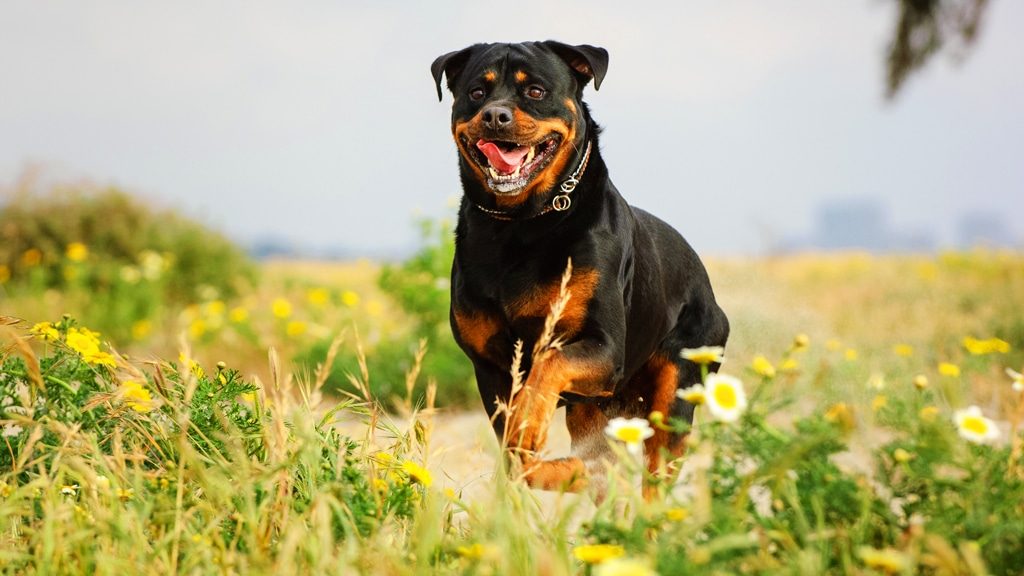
[680,346,725,365]
[676,383,706,405]
[703,373,748,423]
[953,405,1000,444]
[604,417,655,455]
[1007,368,1024,393]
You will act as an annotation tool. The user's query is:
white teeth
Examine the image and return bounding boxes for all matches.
[526,146,536,164]
[512,165,521,178]
[489,167,500,179]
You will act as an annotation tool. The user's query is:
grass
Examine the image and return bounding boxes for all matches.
[2,249,1024,574]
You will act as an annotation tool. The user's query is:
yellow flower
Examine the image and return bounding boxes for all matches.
[285,321,307,338]
[867,373,886,390]
[871,395,888,412]
[604,417,655,455]
[703,373,747,423]
[824,402,855,431]
[750,355,775,378]
[919,405,940,422]
[953,405,999,444]
[178,353,205,379]
[844,348,858,361]
[893,343,914,357]
[938,362,961,378]
[65,242,89,262]
[456,543,486,560]
[61,484,79,497]
[271,298,292,319]
[858,546,910,574]
[307,287,329,307]
[189,319,207,339]
[825,338,842,351]
[30,322,60,341]
[341,290,360,308]
[913,374,929,390]
[21,248,42,267]
[594,557,657,576]
[780,358,799,372]
[665,507,689,522]
[66,327,116,368]
[119,380,154,412]
[893,448,913,463]
[680,346,725,365]
[401,460,433,487]
[792,333,810,351]
[229,306,249,323]
[963,336,1011,355]
[572,544,625,564]
[131,320,152,341]
[0,264,10,284]
[117,487,134,502]
[372,478,388,494]
[676,384,706,406]
[204,300,226,317]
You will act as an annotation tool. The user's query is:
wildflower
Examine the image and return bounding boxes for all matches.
[604,417,655,455]
[703,373,748,423]
[119,380,154,412]
[594,557,658,576]
[919,405,940,422]
[824,402,855,431]
[953,406,1000,444]
[456,543,486,560]
[963,336,1011,355]
[66,327,116,368]
[118,488,135,502]
[913,374,929,390]
[938,362,961,378]
[0,264,10,284]
[872,395,888,412]
[229,306,249,323]
[1006,368,1024,393]
[139,250,166,280]
[189,319,207,339]
[680,346,725,365]
[61,484,79,497]
[443,487,457,500]
[401,460,433,487]
[844,348,858,361]
[857,546,910,574]
[893,448,913,463]
[204,300,226,317]
[21,248,42,267]
[665,507,689,522]
[750,355,775,378]
[178,353,205,379]
[780,358,799,372]
[120,266,141,284]
[307,287,329,307]
[131,319,152,341]
[341,290,360,307]
[792,333,810,350]
[65,242,88,262]
[893,343,914,357]
[285,321,307,338]
[30,322,60,342]
[572,544,625,564]
[271,298,292,319]
[372,478,388,494]
[676,384,706,406]
[867,373,886,390]
[2,424,24,438]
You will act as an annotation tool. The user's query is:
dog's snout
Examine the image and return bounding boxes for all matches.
[481,105,514,130]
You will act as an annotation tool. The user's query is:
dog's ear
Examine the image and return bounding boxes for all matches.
[541,41,609,91]
[431,45,478,102]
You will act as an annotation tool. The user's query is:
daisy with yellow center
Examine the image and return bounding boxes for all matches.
[66,327,117,368]
[702,373,748,423]
[119,380,154,412]
[680,346,724,365]
[604,417,655,455]
[750,355,775,378]
[953,405,999,444]
[676,384,706,406]
[1007,368,1024,393]
[30,322,60,342]
[401,460,433,487]
[572,543,625,564]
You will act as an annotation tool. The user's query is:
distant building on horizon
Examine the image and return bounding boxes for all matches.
[957,212,1017,249]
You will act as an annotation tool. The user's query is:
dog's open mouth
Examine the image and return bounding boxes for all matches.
[467,135,562,194]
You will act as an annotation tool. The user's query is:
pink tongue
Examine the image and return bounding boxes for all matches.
[476,139,530,174]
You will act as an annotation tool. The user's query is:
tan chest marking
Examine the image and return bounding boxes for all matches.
[506,268,599,339]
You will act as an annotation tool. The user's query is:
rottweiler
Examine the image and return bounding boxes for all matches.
[431,41,729,494]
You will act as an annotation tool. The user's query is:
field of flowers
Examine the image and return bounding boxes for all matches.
[2,194,1024,573]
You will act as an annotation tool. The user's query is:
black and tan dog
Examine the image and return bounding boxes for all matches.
[431,41,729,493]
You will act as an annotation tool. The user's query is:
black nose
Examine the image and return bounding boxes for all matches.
[481,105,514,130]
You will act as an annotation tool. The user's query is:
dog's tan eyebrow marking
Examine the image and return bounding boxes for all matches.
[483,70,497,82]
[564,99,577,114]
[515,70,528,83]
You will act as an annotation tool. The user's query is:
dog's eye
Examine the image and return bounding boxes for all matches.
[525,85,546,100]
[469,87,486,101]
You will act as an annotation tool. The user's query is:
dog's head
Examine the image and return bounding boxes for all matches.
[432,41,608,209]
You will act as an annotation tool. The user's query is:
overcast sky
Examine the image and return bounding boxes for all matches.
[2,1,1022,256]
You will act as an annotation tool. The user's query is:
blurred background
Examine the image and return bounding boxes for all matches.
[1,1,1022,408]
